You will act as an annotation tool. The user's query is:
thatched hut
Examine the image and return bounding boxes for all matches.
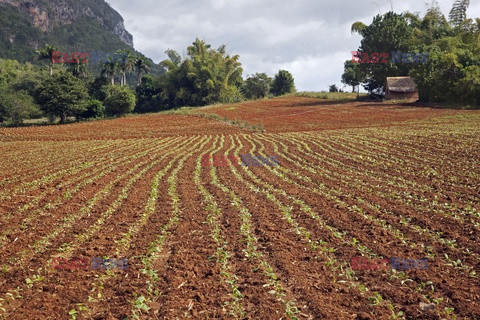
[385,77,418,100]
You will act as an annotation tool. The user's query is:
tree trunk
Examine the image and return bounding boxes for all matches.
[60,112,66,124]
[49,64,53,76]
[111,75,115,86]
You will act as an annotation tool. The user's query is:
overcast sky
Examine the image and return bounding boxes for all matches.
[106,0,480,91]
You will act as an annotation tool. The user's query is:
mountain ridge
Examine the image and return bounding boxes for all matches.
[0,0,133,46]
[0,0,136,63]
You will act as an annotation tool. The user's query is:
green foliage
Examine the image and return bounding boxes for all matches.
[80,99,105,119]
[355,12,414,93]
[0,89,40,125]
[0,59,44,124]
[160,38,244,107]
[35,44,58,76]
[454,66,480,105]
[414,3,452,45]
[35,72,89,123]
[271,70,296,96]
[68,60,88,79]
[350,3,479,106]
[351,21,367,35]
[116,50,135,86]
[134,75,167,113]
[241,73,272,100]
[89,76,110,101]
[135,56,151,86]
[101,56,119,86]
[104,85,136,116]
[341,60,364,92]
[0,59,45,90]
[44,17,129,53]
[409,11,480,106]
[0,4,43,62]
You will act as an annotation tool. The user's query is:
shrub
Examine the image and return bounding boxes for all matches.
[80,99,105,119]
[104,85,136,116]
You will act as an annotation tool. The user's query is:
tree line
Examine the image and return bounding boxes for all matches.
[341,0,480,106]
[0,38,296,126]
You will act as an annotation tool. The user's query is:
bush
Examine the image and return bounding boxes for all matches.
[219,86,244,104]
[80,99,105,119]
[0,89,41,125]
[104,85,136,116]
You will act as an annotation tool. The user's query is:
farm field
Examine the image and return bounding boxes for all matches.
[0,97,479,320]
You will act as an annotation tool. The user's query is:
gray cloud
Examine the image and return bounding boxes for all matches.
[106,0,480,91]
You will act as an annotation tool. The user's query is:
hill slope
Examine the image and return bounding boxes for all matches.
[0,0,133,62]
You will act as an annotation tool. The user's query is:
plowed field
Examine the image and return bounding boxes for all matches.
[0,97,479,320]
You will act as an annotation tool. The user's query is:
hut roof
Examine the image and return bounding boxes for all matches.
[386,77,417,93]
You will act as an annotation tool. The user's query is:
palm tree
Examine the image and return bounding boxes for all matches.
[35,44,58,76]
[101,56,118,85]
[116,50,135,86]
[67,53,88,78]
[67,59,88,78]
[134,56,151,86]
[351,21,367,35]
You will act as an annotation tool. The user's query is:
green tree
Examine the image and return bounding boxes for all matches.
[101,56,118,85]
[135,56,151,86]
[67,59,88,78]
[80,99,105,119]
[0,59,44,124]
[35,72,88,123]
[410,39,480,105]
[454,65,480,105]
[162,49,182,70]
[104,85,136,116]
[271,70,296,96]
[135,75,167,113]
[352,12,414,93]
[116,50,135,86]
[329,84,339,92]
[242,73,272,100]
[160,38,243,106]
[89,76,110,101]
[413,2,451,45]
[341,60,364,93]
[35,44,58,76]
[0,89,40,125]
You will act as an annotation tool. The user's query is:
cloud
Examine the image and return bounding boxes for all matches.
[106,0,480,91]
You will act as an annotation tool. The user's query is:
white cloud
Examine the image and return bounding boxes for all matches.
[107,0,480,91]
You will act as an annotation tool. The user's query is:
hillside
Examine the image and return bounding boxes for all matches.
[0,0,133,62]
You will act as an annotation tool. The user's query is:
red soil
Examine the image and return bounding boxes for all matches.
[0,98,479,319]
